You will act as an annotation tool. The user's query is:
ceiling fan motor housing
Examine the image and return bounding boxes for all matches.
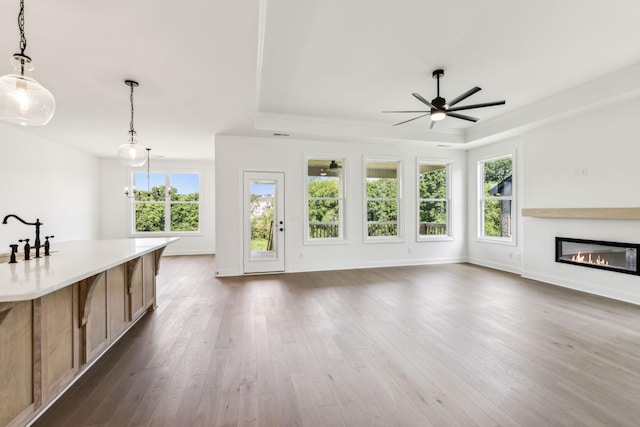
[432,96,446,108]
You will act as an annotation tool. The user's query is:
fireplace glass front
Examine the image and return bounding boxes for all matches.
[555,237,639,276]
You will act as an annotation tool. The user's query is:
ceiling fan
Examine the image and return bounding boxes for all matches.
[383,69,506,129]
[320,160,342,176]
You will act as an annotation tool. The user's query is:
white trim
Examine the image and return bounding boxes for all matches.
[521,269,640,306]
[416,158,452,242]
[303,154,348,245]
[476,153,515,244]
[129,169,202,236]
[363,155,404,243]
[467,257,522,275]
[288,256,466,274]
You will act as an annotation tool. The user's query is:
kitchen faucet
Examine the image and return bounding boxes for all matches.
[2,214,45,258]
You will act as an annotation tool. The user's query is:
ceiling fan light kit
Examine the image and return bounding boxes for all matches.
[0,0,55,126]
[383,69,505,129]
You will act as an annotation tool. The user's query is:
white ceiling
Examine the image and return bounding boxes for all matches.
[1,0,640,159]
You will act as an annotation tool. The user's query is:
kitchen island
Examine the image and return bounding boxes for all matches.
[0,238,178,427]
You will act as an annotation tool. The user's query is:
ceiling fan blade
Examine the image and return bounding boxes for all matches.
[446,87,481,108]
[447,112,478,122]
[393,113,430,126]
[429,120,437,130]
[447,100,506,112]
[381,110,429,113]
[412,93,436,109]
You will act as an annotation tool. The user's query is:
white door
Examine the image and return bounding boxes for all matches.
[243,171,285,273]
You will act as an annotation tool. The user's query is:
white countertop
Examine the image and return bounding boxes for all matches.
[0,238,178,302]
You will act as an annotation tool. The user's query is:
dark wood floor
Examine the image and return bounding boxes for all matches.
[32,256,640,426]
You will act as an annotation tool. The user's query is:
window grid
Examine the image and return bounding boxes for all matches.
[132,172,200,234]
[417,162,449,239]
[305,158,345,242]
[365,159,401,241]
[478,155,513,242]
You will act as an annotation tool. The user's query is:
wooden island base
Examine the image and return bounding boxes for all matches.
[0,243,172,427]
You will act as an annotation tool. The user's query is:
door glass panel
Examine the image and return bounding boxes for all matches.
[250,180,276,260]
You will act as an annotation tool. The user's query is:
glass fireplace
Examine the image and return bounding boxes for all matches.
[555,237,640,276]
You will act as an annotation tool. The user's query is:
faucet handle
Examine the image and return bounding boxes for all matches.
[44,235,54,256]
[18,239,31,260]
[9,244,18,264]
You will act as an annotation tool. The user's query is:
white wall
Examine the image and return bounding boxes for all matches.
[0,123,99,252]
[466,136,524,274]
[99,157,215,256]
[215,135,466,276]
[467,96,640,304]
[521,96,640,304]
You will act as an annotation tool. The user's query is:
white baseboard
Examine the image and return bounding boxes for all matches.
[286,256,466,274]
[467,257,522,275]
[214,257,466,277]
[521,270,640,306]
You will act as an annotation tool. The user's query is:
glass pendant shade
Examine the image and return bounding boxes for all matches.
[118,133,147,167]
[0,58,55,126]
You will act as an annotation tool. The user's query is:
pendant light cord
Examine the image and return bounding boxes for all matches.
[146,148,151,191]
[14,0,30,75]
[18,0,26,56]
[129,83,136,136]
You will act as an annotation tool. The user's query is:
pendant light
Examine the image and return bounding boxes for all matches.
[125,148,151,198]
[0,0,55,126]
[118,80,147,167]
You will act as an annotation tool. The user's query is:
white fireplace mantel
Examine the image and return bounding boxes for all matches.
[522,208,640,220]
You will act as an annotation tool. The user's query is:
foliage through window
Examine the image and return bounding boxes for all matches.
[418,162,449,238]
[306,159,344,240]
[366,159,400,239]
[133,172,200,233]
[479,156,513,240]
[249,181,276,251]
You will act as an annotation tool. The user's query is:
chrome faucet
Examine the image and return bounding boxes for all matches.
[2,214,45,258]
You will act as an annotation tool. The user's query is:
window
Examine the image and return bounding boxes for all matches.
[305,158,345,241]
[418,161,449,239]
[365,159,401,240]
[132,172,200,233]
[478,155,513,241]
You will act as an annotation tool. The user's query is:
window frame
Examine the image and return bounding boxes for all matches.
[303,155,347,245]
[477,153,515,245]
[416,159,452,242]
[129,169,202,236]
[363,156,403,243]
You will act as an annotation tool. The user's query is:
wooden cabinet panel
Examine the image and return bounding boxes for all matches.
[129,258,145,321]
[143,252,156,310]
[108,264,128,340]
[86,274,108,362]
[0,301,33,427]
[40,285,79,401]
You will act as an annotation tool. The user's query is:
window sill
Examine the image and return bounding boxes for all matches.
[417,235,454,242]
[476,236,515,246]
[364,237,405,244]
[303,239,349,246]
